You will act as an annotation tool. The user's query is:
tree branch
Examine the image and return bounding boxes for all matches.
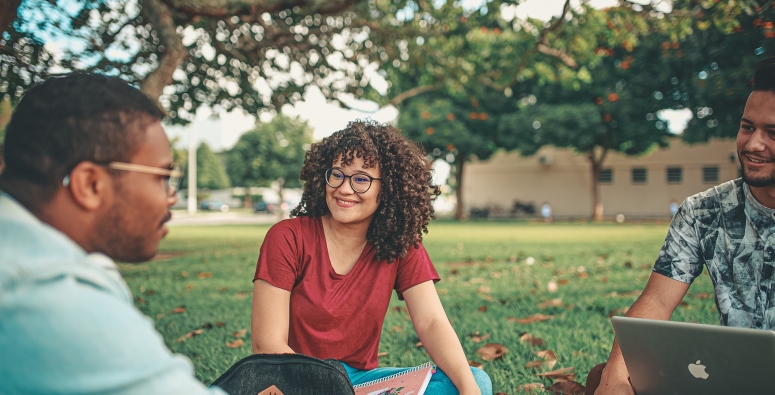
[139,0,188,102]
[388,85,438,106]
[0,0,22,37]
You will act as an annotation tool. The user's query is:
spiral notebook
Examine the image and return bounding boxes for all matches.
[352,362,435,395]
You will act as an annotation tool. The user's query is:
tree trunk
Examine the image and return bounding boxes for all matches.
[587,147,608,222]
[454,158,467,221]
[244,193,252,209]
[139,0,187,102]
[0,0,22,36]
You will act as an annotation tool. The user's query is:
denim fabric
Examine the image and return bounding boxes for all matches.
[0,192,224,395]
[342,362,493,395]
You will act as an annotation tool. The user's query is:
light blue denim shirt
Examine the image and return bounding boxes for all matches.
[0,191,226,395]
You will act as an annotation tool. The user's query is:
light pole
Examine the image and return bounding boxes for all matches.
[187,127,197,214]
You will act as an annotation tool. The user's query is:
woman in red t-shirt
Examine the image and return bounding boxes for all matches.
[251,120,491,395]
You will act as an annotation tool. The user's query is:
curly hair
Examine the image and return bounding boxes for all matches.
[291,120,441,263]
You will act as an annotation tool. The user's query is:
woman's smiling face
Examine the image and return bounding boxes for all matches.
[325,154,381,226]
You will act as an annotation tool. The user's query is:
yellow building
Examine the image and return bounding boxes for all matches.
[462,138,740,218]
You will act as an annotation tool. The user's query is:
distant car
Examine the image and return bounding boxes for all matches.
[201,200,229,212]
[253,200,276,213]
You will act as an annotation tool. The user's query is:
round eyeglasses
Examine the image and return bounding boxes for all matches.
[325,168,381,194]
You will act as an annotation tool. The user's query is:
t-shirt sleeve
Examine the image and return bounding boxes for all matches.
[394,243,440,300]
[254,220,302,291]
[653,199,704,283]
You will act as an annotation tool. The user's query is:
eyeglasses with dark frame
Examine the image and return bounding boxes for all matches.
[63,161,183,197]
[324,168,381,194]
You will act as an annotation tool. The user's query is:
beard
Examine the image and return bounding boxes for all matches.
[93,192,168,263]
[739,152,775,187]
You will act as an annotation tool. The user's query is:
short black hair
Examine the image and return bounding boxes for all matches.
[753,57,775,93]
[0,73,164,210]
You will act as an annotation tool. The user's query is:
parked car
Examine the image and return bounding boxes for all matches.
[253,200,276,213]
[201,200,230,212]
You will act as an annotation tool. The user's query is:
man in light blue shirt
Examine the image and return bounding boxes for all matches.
[0,74,226,394]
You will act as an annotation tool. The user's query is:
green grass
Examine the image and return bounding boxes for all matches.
[119,221,716,394]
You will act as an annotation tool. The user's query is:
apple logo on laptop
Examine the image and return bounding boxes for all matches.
[688,360,709,379]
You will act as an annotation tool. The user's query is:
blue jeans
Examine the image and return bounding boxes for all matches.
[341,362,492,395]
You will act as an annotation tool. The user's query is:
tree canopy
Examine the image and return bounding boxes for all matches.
[225,113,312,189]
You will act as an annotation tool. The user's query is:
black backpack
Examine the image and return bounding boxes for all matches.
[210,353,355,395]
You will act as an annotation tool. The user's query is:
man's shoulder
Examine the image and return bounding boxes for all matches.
[0,198,129,302]
[683,179,744,214]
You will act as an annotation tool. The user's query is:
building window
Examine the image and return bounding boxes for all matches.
[632,168,648,184]
[703,166,720,183]
[666,167,683,183]
[599,168,613,184]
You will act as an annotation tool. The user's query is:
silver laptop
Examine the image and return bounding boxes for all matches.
[612,316,775,395]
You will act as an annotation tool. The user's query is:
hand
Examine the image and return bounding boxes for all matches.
[594,366,634,395]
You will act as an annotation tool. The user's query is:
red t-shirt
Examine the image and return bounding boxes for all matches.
[253,216,439,370]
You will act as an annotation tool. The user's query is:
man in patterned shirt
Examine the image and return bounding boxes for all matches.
[589,57,775,395]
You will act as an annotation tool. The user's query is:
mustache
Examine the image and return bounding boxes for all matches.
[740,151,775,162]
[160,211,172,227]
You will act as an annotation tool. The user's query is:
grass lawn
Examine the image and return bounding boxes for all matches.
[120,220,717,394]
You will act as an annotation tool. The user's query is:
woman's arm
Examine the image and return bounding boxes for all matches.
[250,279,295,354]
[403,281,481,395]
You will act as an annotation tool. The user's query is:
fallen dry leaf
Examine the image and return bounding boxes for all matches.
[478,286,491,294]
[377,351,388,357]
[477,343,508,361]
[197,271,213,279]
[156,314,164,319]
[203,322,213,330]
[478,305,488,312]
[181,270,189,277]
[468,360,483,369]
[171,306,186,314]
[226,339,244,348]
[415,341,423,348]
[519,333,545,348]
[600,276,609,283]
[535,350,558,369]
[136,297,145,304]
[547,380,586,395]
[525,360,545,369]
[516,314,554,324]
[235,292,249,299]
[608,307,630,318]
[507,316,516,323]
[695,292,711,299]
[576,272,589,279]
[144,289,155,295]
[468,331,491,343]
[215,322,225,327]
[517,383,545,394]
[390,325,404,334]
[537,298,564,309]
[217,287,229,292]
[185,284,193,290]
[535,367,576,381]
[547,281,559,292]
[536,350,557,360]
[232,328,247,338]
[177,328,204,342]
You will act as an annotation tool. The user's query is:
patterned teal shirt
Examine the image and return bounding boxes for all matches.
[654,178,775,329]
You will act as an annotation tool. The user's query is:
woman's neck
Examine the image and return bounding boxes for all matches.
[321,214,369,247]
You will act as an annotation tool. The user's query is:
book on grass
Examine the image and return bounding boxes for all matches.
[352,362,435,395]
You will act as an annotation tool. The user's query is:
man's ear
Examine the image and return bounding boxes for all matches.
[66,162,113,211]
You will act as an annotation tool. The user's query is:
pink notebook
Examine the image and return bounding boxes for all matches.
[352,363,435,395]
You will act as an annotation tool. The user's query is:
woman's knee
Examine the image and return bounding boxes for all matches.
[471,367,493,395]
